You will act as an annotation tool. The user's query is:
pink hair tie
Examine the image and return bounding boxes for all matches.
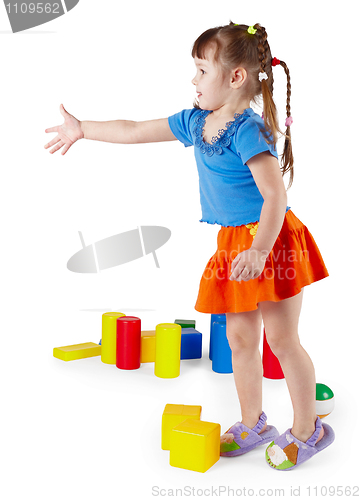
[285,116,293,127]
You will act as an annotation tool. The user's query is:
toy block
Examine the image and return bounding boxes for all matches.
[155,323,181,378]
[53,342,101,362]
[140,330,156,363]
[209,314,226,360]
[262,328,284,379]
[116,316,141,370]
[101,312,125,364]
[162,404,202,450]
[175,319,196,329]
[181,328,202,360]
[170,419,220,473]
[212,321,232,373]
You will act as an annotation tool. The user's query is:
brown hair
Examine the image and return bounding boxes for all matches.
[191,22,294,189]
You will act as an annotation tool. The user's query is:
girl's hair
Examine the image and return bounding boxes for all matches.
[192,21,294,189]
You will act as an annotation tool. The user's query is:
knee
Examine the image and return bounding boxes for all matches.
[225,310,262,355]
[266,330,300,359]
[226,327,260,355]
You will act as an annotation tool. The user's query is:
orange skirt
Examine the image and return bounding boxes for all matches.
[194,210,329,314]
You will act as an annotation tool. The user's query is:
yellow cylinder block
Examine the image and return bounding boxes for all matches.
[140,330,156,363]
[154,323,181,378]
[101,312,125,364]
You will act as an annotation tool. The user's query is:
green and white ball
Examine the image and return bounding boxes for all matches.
[316,383,335,418]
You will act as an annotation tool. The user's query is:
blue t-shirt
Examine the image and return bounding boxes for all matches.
[168,107,290,227]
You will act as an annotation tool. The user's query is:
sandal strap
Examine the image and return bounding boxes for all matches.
[224,412,268,449]
[252,411,267,434]
[305,416,322,447]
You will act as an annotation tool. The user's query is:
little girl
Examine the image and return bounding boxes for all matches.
[45,22,335,470]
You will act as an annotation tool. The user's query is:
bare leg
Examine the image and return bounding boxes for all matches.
[225,308,266,431]
[258,289,324,443]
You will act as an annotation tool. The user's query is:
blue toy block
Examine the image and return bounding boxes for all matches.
[209,314,226,360]
[211,321,233,373]
[181,328,202,360]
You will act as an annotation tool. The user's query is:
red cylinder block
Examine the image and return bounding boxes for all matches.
[116,316,141,370]
[262,328,284,379]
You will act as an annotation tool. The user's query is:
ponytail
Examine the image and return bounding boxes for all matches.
[254,24,294,190]
[279,60,294,189]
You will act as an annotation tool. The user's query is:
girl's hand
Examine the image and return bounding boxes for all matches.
[44,104,84,155]
[229,247,267,282]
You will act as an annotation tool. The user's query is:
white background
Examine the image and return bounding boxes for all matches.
[1,0,359,498]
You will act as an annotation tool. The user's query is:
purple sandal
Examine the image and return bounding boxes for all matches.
[265,416,335,470]
[220,411,279,457]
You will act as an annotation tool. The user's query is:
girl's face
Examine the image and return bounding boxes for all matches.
[192,49,232,111]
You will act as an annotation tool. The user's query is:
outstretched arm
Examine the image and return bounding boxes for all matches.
[45,104,177,155]
[81,116,176,145]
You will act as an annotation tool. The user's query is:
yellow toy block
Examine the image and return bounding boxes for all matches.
[101,312,125,364]
[140,330,156,363]
[170,419,220,473]
[162,404,202,450]
[53,342,101,362]
[154,323,181,378]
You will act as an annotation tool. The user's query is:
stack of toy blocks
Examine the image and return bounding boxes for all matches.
[162,404,202,450]
[141,320,202,366]
[53,315,203,376]
[162,404,220,473]
[175,320,202,360]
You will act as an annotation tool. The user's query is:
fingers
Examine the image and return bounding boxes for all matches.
[230,264,260,282]
[230,254,241,273]
[49,141,65,154]
[45,126,59,134]
[44,130,72,155]
[61,143,71,155]
[229,264,244,281]
[230,265,250,281]
[44,135,61,149]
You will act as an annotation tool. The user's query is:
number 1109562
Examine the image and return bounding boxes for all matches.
[5,3,60,14]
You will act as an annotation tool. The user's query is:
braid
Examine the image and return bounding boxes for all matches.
[254,24,294,190]
[280,61,291,118]
[255,25,268,73]
[279,60,294,189]
[253,24,282,148]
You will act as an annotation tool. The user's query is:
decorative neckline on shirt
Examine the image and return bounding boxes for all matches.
[194,109,250,156]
